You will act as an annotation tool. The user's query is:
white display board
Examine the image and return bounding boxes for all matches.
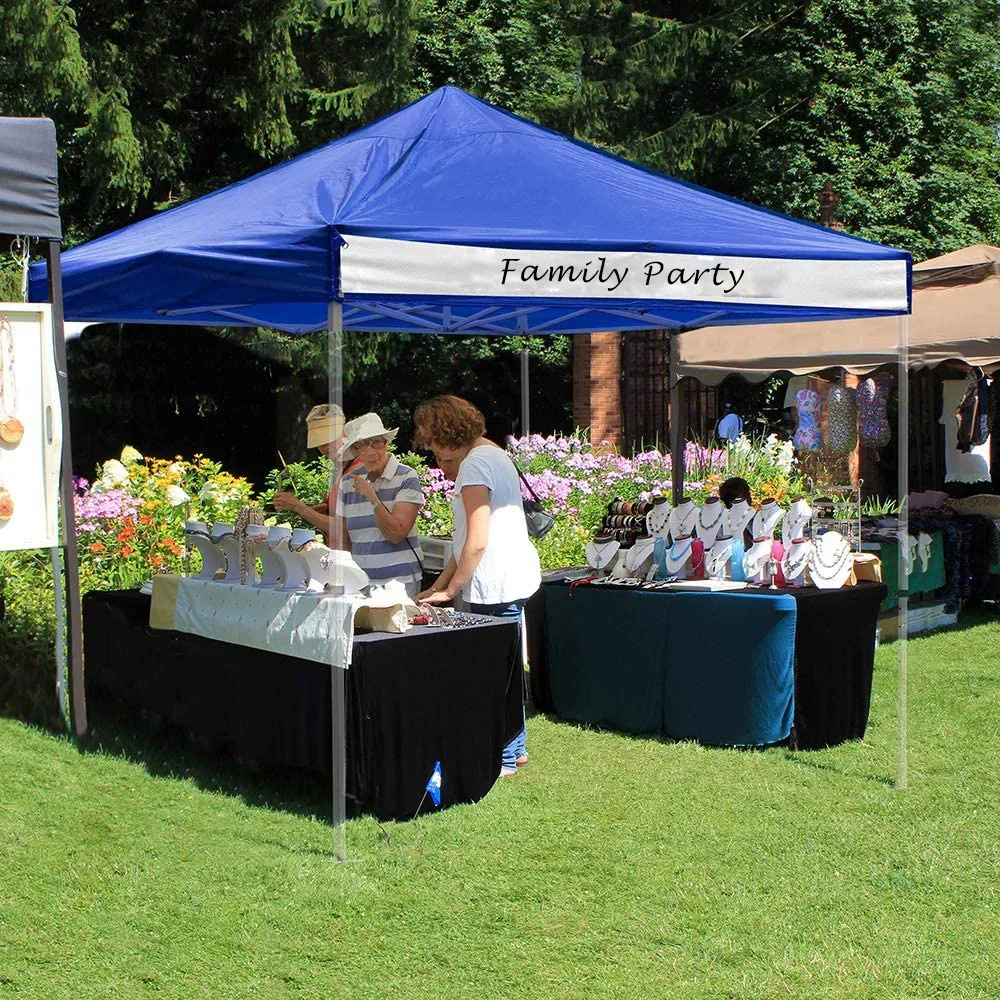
[0,303,62,551]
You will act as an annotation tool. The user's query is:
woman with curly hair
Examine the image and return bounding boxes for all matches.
[413,394,540,777]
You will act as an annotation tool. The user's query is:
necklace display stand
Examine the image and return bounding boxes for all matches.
[278,527,317,591]
[743,538,775,583]
[668,499,698,542]
[664,534,704,579]
[780,536,813,587]
[585,535,621,573]
[625,535,658,579]
[722,498,754,540]
[751,499,784,540]
[247,524,285,587]
[314,548,369,595]
[705,535,733,579]
[185,520,227,581]
[210,523,243,584]
[646,496,670,537]
[696,496,724,548]
[810,531,853,589]
[781,498,812,545]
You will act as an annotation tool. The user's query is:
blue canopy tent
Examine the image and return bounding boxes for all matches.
[31,87,914,843]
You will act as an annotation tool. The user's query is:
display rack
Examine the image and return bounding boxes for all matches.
[811,480,863,551]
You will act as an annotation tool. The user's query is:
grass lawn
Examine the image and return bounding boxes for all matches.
[1,614,998,999]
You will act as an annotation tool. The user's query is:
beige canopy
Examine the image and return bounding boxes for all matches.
[673,245,1000,385]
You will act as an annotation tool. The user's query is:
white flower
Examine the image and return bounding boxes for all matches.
[98,459,129,487]
[199,481,221,502]
[168,462,185,476]
[119,445,144,465]
[165,485,191,507]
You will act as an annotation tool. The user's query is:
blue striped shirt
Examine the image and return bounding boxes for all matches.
[336,455,425,587]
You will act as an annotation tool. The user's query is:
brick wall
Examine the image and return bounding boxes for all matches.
[573,333,623,447]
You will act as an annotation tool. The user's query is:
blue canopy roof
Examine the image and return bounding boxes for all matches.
[32,86,910,334]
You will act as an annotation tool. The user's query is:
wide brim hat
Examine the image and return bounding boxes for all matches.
[339,412,399,461]
[306,403,346,449]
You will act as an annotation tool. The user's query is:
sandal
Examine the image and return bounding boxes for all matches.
[499,766,518,778]
[515,755,528,766]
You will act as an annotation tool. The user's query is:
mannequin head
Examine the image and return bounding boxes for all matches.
[719,477,752,508]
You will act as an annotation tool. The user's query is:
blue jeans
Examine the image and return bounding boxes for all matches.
[469,599,527,769]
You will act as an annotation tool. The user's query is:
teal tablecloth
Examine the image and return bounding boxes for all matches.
[544,586,796,746]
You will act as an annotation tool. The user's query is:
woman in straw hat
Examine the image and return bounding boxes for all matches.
[273,402,348,526]
[277,410,426,598]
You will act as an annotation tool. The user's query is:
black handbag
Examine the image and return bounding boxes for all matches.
[515,466,555,539]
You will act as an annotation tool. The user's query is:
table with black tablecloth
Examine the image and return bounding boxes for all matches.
[83,590,523,821]
[525,578,886,750]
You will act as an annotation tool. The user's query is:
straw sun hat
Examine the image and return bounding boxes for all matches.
[339,413,399,461]
[305,403,346,449]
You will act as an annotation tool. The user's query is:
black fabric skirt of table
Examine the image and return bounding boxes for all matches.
[525,579,886,750]
[82,591,523,821]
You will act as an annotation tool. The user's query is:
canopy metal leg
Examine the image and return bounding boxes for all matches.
[896,315,909,790]
[328,299,347,860]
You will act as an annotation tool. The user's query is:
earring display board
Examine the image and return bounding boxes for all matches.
[0,303,62,551]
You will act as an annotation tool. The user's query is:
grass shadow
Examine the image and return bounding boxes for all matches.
[77,698,338,824]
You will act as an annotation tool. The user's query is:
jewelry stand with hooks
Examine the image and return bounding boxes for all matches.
[810,479,863,551]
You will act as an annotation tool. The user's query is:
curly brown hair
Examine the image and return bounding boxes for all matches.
[413,395,486,450]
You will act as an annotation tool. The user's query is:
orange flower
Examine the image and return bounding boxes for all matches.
[149,554,165,569]
[138,514,154,525]
[159,537,183,556]
[119,545,135,557]
[117,525,137,542]
[89,541,106,554]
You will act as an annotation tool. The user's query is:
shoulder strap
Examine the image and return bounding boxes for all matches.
[513,463,543,504]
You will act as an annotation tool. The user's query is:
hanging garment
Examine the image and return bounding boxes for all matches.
[826,386,858,454]
[793,389,822,452]
[941,379,991,482]
[973,369,990,447]
[857,376,891,448]
[955,369,980,453]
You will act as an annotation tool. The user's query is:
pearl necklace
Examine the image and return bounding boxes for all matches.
[810,534,852,586]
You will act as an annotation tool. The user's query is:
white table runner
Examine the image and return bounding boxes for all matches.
[154,577,356,668]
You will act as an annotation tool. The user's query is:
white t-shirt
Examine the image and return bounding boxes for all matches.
[451,444,542,605]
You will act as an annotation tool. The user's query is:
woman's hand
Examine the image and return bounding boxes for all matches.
[419,590,453,605]
[272,491,302,513]
[350,475,379,503]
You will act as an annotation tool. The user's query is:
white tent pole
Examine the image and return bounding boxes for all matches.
[896,314,909,790]
[328,299,347,860]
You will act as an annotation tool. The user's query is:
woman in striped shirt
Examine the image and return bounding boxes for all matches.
[333,413,425,598]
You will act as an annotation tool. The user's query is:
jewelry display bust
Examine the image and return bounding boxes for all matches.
[585,534,621,573]
[781,498,812,545]
[205,522,242,583]
[663,534,705,579]
[917,531,933,573]
[743,537,775,582]
[279,528,317,591]
[780,536,814,587]
[667,498,698,542]
[625,534,658,579]
[810,531,853,589]
[246,524,284,587]
[722,498,754,540]
[705,535,734,579]
[696,496,725,548]
[751,499,784,540]
[185,521,227,581]
[646,496,670,536]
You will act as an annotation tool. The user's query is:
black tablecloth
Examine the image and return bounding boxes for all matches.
[525,578,886,750]
[83,591,523,821]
